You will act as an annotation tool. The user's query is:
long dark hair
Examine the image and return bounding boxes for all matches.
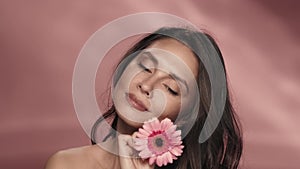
[91,27,243,169]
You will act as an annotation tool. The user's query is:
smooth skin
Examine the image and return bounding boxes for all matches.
[45,38,199,169]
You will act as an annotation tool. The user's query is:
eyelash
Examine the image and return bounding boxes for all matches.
[163,84,179,96]
[138,62,179,96]
[138,63,152,73]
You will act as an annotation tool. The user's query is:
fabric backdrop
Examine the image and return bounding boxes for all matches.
[1,1,299,169]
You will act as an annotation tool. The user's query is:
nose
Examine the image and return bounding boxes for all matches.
[137,73,161,98]
[137,70,167,98]
[138,82,152,98]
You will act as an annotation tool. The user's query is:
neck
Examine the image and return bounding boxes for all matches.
[116,116,137,135]
[94,138,120,169]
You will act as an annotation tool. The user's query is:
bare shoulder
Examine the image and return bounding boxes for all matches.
[44,145,107,169]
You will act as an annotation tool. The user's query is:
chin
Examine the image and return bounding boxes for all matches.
[115,106,143,123]
[124,119,144,129]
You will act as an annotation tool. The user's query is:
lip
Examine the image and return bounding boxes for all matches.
[126,93,148,112]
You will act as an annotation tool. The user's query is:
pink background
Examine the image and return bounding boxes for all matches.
[1,1,300,169]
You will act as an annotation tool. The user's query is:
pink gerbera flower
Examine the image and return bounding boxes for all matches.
[133,117,184,167]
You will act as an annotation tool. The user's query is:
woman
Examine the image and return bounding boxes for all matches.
[45,27,243,169]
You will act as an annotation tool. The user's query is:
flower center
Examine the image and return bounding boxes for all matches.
[155,138,163,147]
[147,132,170,155]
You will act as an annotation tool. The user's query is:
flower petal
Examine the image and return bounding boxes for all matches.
[166,125,176,135]
[139,128,151,136]
[171,130,181,138]
[161,118,172,130]
[156,155,163,167]
[172,154,178,160]
[165,151,173,164]
[161,153,169,166]
[136,132,148,139]
[149,156,156,165]
[170,146,183,156]
[150,118,161,131]
[143,122,153,132]
[135,117,184,167]
[170,137,182,145]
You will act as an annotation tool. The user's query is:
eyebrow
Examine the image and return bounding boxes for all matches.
[141,51,158,65]
[142,51,189,94]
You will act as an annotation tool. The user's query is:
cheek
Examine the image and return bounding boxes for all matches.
[161,96,181,120]
[115,62,144,89]
[128,77,137,90]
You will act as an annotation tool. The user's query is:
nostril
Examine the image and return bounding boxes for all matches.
[138,83,152,97]
[138,84,142,89]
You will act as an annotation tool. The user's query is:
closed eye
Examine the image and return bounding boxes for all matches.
[163,84,179,96]
[138,63,152,73]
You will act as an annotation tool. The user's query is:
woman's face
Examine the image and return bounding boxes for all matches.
[113,38,199,128]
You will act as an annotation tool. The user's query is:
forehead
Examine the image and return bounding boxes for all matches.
[147,38,199,78]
